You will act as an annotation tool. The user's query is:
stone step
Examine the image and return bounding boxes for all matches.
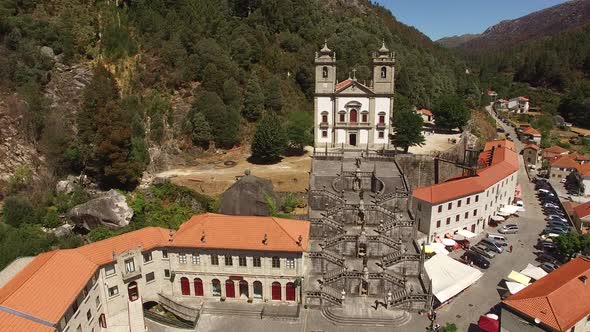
[321,306,412,327]
[201,306,261,317]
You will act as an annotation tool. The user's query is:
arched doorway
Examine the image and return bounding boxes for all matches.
[212,279,221,297]
[225,279,235,298]
[271,282,281,301]
[128,281,139,301]
[239,280,249,298]
[253,281,263,299]
[193,278,203,296]
[180,277,190,296]
[99,314,107,328]
[286,282,296,301]
[350,109,358,123]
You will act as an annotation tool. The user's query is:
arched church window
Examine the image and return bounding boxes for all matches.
[321,112,328,123]
[339,111,346,123]
[322,66,328,78]
[381,67,387,78]
[361,111,368,123]
[378,112,386,124]
[350,109,358,123]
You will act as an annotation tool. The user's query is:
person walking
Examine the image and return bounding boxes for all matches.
[509,245,513,253]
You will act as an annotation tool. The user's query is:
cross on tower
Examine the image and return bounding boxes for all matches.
[352,68,357,80]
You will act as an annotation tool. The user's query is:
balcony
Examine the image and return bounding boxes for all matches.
[376,122,386,129]
[334,121,371,129]
[122,266,142,282]
[319,122,329,129]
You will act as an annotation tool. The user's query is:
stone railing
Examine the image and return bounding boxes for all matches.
[308,250,345,267]
[158,293,200,321]
[323,268,349,283]
[378,219,414,233]
[382,252,421,267]
[375,189,410,203]
[306,285,342,306]
[388,290,430,308]
[309,188,344,203]
[313,151,344,161]
[368,235,400,250]
[341,171,375,177]
[373,271,405,288]
[310,217,345,232]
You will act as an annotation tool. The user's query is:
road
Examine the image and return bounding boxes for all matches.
[436,105,547,331]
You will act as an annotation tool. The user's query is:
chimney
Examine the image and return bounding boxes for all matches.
[262,234,269,246]
[297,235,303,247]
[201,231,206,244]
[168,230,174,242]
[580,275,588,284]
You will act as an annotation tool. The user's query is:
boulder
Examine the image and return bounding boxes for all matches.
[56,179,74,195]
[68,190,133,230]
[40,46,55,59]
[219,170,277,216]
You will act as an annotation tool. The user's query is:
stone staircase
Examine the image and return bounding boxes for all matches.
[200,303,262,318]
[306,285,342,306]
[382,251,421,267]
[308,249,345,267]
[373,271,405,288]
[128,297,146,332]
[321,306,412,327]
[310,216,345,232]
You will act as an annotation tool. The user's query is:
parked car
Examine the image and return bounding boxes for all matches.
[544,203,560,209]
[462,251,491,269]
[544,208,565,215]
[480,238,504,253]
[539,262,560,273]
[538,253,559,264]
[540,233,561,241]
[471,245,496,259]
[499,224,519,234]
[487,233,508,243]
[542,242,557,252]
[542,227,568,234]
[547,215,568,222]
[547,220,569,228]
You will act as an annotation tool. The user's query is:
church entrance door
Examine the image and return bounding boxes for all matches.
[349,133,357,146]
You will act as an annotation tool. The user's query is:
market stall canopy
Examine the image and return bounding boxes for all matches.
[506,281,528,294]
[520,264,548,281]
[423,245,435,254]
[441,238,457,246]
[478,315,499,332]
[457,229,476,238]
[491,215,505,222]
[424,254,483,303]
[506,270,531,285]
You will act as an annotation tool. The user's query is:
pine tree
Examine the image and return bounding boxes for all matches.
[391,103,425,153]
[193,91,240,148]
[222,78,241,109]
[187,111,212,147]
[251,112,287,163]
[264,76,283,112]
[243,75,265,121]
[286,111,313,154]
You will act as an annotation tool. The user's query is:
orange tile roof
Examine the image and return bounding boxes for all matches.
[550,155,580,169]
[0,311,54,332]
[577,163,590,176]
[544,146,569,154]
[524,144,539,151]
[76,227,169,265]
[0,214,310,330]
[563,201,579,215]
[413,139,519,204]
[172,213,310,252]
[335,79,352,90]
[418,109,433,117]
[503,257,590,331]
[0,250,97,324]
[522,127,541,136]
[574,201,590,219]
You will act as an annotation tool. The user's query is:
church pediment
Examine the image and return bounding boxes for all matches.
[335,80,375,95]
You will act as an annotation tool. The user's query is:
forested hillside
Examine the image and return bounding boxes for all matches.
[0,0,473,186]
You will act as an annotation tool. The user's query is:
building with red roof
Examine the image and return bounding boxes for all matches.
[0,214,310,332]
[549,153,590,180]
[523,144,540,166]
[502,256,590,332]
[416,108,434,123]
[520,127,542,145]
[542,145,570,161]
[573,201,590,234]
[412,139,519,241]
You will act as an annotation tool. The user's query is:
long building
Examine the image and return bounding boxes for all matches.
[412,140,519,241]
[0,213,310,332]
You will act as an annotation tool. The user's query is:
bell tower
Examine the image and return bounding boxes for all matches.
[315,41,336,93]
[372,41,395,94]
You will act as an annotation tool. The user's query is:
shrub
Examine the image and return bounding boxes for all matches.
[2,196,37,227]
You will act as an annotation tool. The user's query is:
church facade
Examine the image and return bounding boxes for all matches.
[314,42,395,149]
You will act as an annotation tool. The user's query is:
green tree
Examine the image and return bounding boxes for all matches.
[264,76,283,113]
[185,111,212,148]
[555,233,582,259]
[2,196,37,227]
[391,96,425,152]
[243,75,265,121]
[251,112,287,163]
[432,95,470,130]
[193,92,239,148]
[439,323,458,332]
[286,112,313,154]
[222,78,241,109]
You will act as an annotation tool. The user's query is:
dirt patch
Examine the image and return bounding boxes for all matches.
[157,146,311,195]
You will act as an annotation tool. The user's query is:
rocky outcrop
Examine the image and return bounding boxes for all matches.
[219,170,277,216]
[68,190,133,230]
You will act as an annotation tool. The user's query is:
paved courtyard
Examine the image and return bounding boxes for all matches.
[435,106,548,330]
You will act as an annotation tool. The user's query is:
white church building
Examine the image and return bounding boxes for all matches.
[314,41,395,150]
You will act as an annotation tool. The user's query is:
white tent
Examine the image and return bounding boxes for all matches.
[425,254,483,303]
[491,215,505,222]
[457,229,477,238]
[506,281,528,295]
[520,264,548,281]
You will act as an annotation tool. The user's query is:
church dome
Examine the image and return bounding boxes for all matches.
[320,40,332,55]
[378,41,390,55]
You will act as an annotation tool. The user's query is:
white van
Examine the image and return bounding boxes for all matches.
[480,238,504,253]
[487,233,507,242]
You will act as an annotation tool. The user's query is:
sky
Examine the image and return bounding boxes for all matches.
[377,0,570,41]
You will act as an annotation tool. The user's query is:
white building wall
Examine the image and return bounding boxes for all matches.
[413,172,517,241]
[336,97,369,113]
[336,129,346,144]
[315,97,333,145]
[374,97,391,144]
[360,129,369,144]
